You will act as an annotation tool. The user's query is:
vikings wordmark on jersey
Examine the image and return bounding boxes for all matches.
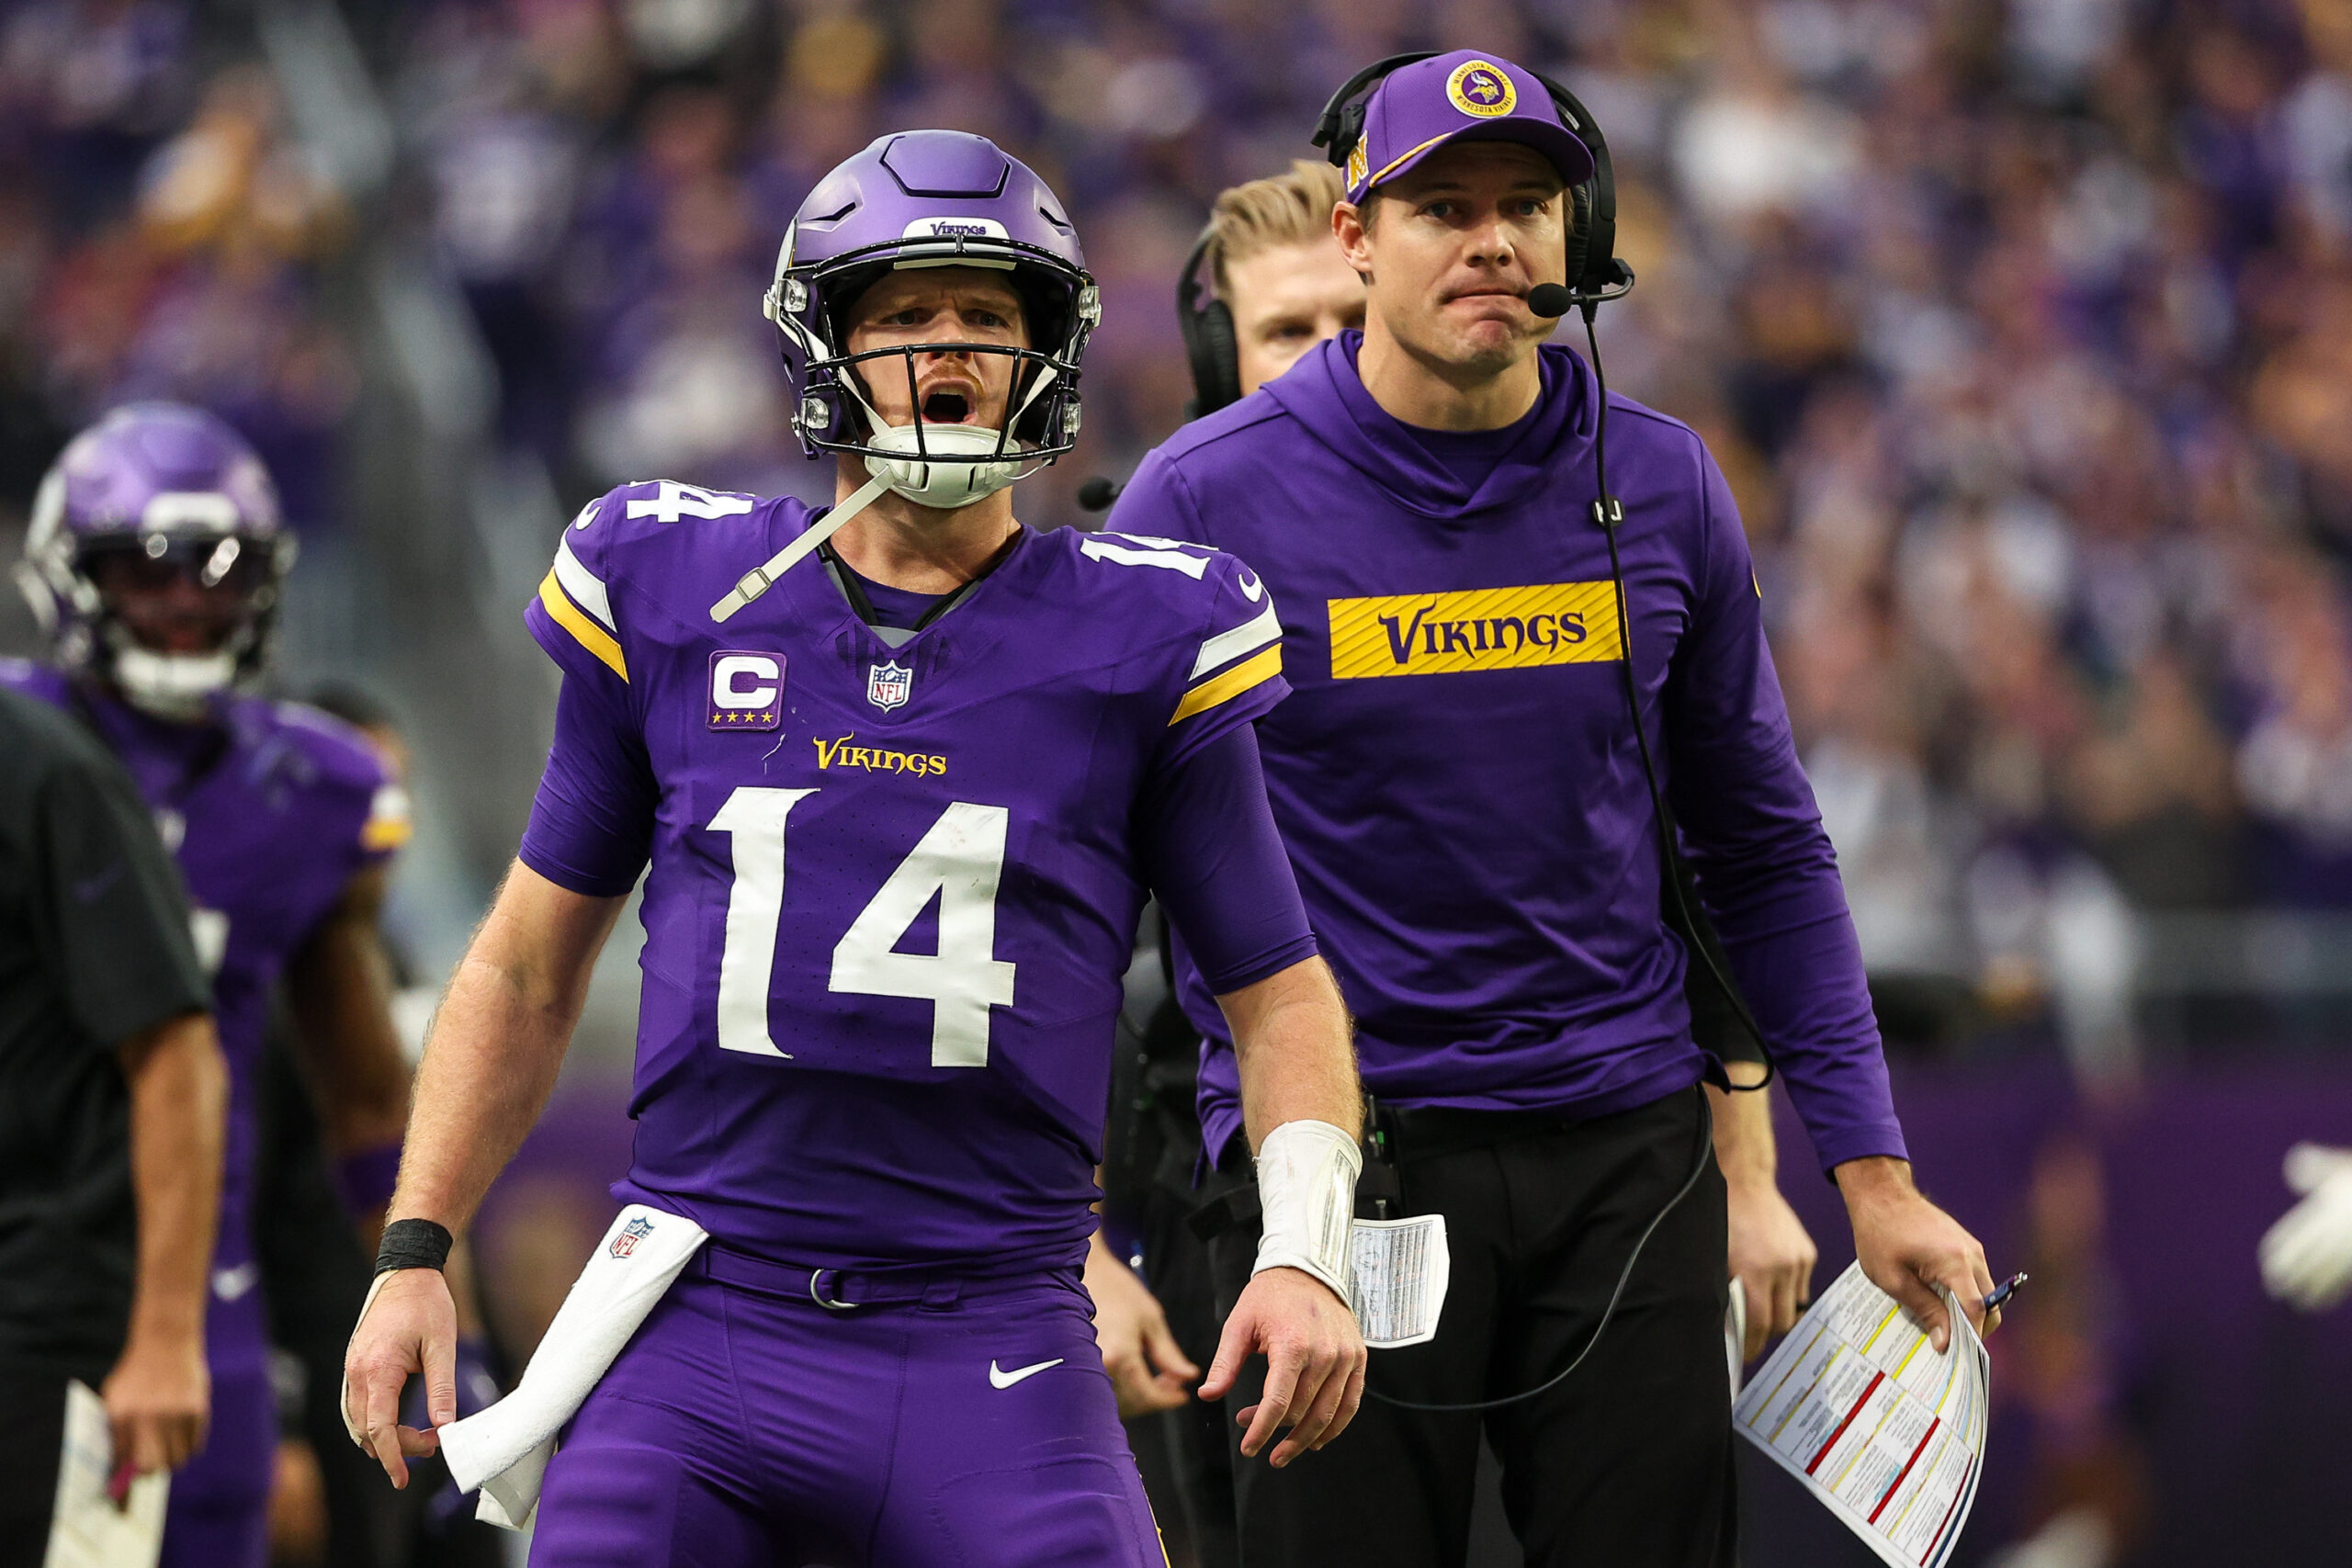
[523,482,1287,1271]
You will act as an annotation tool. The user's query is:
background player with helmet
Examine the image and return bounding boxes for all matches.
[7,403,416,1568]
[1112,50,1996,1564]
[344,130,1365,1567]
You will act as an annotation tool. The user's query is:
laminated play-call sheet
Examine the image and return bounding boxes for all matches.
[45,1380,168,1568]
[1732,1261,1988,1568]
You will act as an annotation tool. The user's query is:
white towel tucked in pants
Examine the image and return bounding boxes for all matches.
[437,1203,707,1529]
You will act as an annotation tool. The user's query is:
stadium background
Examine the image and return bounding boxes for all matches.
[6,0,2352,1562]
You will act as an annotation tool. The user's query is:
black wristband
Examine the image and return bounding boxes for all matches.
[374,1218,454,1276]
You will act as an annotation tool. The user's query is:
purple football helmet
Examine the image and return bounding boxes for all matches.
[18,402,296,718]
[762,130,1099,507]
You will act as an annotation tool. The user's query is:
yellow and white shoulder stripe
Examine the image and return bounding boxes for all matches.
[1170,604,1283,726]
[537,537,627,681]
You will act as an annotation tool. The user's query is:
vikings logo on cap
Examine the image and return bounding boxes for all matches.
[1447,60,1517,118]
[1347,134,1369,193]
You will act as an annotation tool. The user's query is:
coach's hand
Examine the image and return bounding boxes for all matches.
[1085,1234,1198,1418]
[103,1321,210,1477]
[1727,1176,1818,1361]
[1201,1265,1365,1468]
[343,1267,458,1488]
[1838,1156,1997,1353]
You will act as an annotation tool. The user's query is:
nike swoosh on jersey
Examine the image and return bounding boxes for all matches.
[988,1357,1065,1389]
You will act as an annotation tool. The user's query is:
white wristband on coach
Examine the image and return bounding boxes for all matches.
[1253,1119,1363,1308]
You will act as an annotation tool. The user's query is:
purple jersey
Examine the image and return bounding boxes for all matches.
[1112,335,1906,1177]
[520,481,1303,1273]
[0,661,404,1372]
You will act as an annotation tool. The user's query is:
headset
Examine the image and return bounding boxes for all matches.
[1178,52,1636,418]
[1177,228,1245,417]
[1310,51,1634,312]
[1304,52,1778,1416]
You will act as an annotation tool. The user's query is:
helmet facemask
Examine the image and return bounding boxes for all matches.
[831,336,1071,508]
[766,231,1100,510]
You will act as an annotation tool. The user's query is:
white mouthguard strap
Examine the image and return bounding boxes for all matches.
[709,473,892,624]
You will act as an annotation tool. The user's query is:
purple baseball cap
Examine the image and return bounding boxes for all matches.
[1342,50,1595,205]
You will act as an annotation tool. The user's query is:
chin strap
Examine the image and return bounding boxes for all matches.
[710,473,892,624]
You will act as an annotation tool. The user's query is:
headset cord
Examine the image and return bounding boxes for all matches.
[1583,303,1775,1095]
[1365,1089,1715,1413]
[1363,308,1764,1415]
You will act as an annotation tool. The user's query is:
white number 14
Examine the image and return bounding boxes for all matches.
[706,788,1017,1067]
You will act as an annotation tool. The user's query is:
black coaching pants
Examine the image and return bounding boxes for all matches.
[0,1361,71,1568]
[1205,1085,1736,1568]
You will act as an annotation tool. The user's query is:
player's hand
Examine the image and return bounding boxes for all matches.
[1726,1174,1818,1360]
[1083,1237,1197,1417]
[1837,1156,1996,1352]
[1200,1265,1365,1467]
[343,1267,458,1488]
[102,1322,210,1478]
[2261,1143,2352,1312]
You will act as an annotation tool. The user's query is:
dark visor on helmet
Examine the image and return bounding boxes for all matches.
[80,534,274,598]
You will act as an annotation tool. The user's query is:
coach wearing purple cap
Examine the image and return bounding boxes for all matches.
[1111,49,1996,1564]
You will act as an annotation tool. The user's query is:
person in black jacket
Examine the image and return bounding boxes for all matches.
[0,682,226,1567]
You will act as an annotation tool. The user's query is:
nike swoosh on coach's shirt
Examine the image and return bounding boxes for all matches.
[988,1358,1065,1390]
[72,860,125,903]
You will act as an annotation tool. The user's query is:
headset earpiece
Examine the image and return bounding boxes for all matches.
[1564,184,1594,305]
[1528,70,1626,307]
[1177,229,1244,416]
[1312,51,1440,167]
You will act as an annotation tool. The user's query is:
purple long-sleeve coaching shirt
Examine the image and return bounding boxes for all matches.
[1112,333,1906,1178]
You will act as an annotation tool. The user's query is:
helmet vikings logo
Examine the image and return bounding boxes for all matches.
[1448,61,1517,118]
[866,660,913,711]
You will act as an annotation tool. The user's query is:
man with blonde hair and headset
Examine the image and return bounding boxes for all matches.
[1080,159,1369,1568]
[1113,51,1999,1565]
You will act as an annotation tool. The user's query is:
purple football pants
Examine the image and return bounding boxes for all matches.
[158,1367,274,1568]
[527,1252,1167,1567]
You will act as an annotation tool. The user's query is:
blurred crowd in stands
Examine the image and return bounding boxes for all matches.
[7,0,2352,1064]
[9,10,2349,1563]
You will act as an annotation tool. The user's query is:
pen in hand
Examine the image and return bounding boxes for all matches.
[1983,1272,2028,1314]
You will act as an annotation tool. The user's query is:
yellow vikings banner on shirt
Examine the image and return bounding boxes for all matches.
[1326,581,1624,679]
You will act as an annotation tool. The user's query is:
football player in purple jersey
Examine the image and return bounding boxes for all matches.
[8,402,416,1568]
[344,130,1367,1567]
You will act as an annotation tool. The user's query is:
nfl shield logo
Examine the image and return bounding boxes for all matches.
[866,660,913,711]
[610,1216,654,1258]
